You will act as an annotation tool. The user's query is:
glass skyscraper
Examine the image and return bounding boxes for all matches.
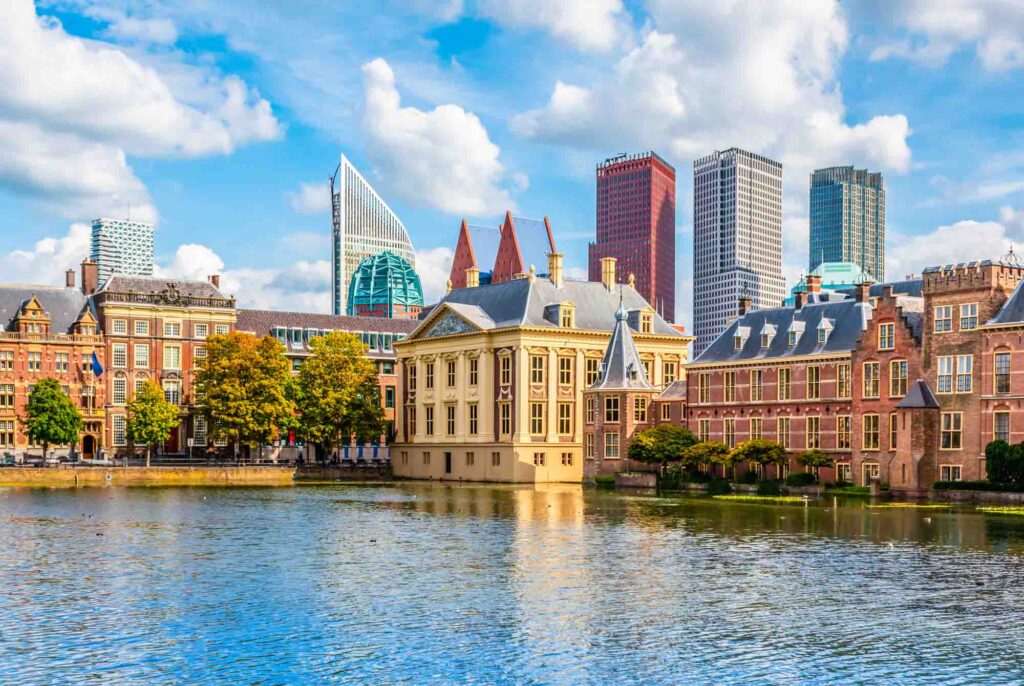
[331,154,415,316]
[809,166,885,281]
[90,218,155,285]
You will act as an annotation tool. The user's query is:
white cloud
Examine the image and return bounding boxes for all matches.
[414,246,454,303]
[84,6,179,45]
[869,0,1024,71]
[287,181,331,214]
[888,218,1023,279]
[476,0,627,52]
[0,222,91,285]
[1001,205,1024,234]
[361,57,520,216]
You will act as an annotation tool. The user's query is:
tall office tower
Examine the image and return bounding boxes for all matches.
[692,148,785,356]
[90,218,155,285]
[330,154,415,315]
[588,152,676,321]
[809,166,885,281]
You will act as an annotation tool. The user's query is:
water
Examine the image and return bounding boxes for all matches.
[2,485,1024,685]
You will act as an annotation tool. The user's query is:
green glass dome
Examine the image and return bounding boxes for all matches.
[346,250,424,317]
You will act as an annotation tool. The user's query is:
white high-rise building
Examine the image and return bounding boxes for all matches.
[331,154,415,315]
[90,218,155,285]
[692,148,785,356]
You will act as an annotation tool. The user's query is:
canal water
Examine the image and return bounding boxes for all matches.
[2,484,1024,685]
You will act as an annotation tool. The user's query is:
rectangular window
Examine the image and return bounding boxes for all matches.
[465,451,475,467]
[112,319,127,335]
[956,355,973,393]
[407,365,418,392]
[425,362,435,389]
[385,387,396,409]
[0,351,12,370]
[663,362,677,383]
[937,356,953,393]
[163,345,181,371]
[889,412,898,450]
[194,346,207,368]
[533,452,545,466]
[633,397,648,423]
[468,403,478,435]
[469,358,478,386]
[0,384,12,408]
[491,451,501,467]
[996,352,1011,394]
[531,355,546,385]
[605,397,619,423]
[499,356,511,386]
[878,322,895,350]
[724,417,736,448]
[561,452,573,467]
[837,363,851,399]
[530,402,545,435]
[0,420,14,447]
[112,415,127,446]
[698,373,711,403]
[940,464,963,481]
[423,452,430,466]
[558,402,573,435]
[112,343,127,368]
[134,344,149,369]
[724,371,736,402]
[163,380,180,405]
[585,434,595,459]
[407,407,416,436]
[446,360,456,387]
[194,415,207,445]
[194,323,209,339]
[586,397,595,424]
[215,325,230,335]
[425,407,434,436]
[499,403,511,438]
[27,352,40,372]
[750,369,763,401]
[135,320,149,336]
[586,359,600,386]
[960,303,978,330]
[863,414,880,450]
[778,368,791,400]
[806,366,820,399]
[761,333,771,349]
[558,357,573,386]
[836,415,851,449]
[604,432,620,459]
[164,321,181,337]
[806,416,820,449]
[446,405,456,435]
[134,378,146,395]
[113,377,127,405]
[661,403,671,421]
[54,352,69,373]
[863,362,880,398]
[996,411,1011,443]
[889,360,908,397]
[698,418,710,442]
[777,417,791,449]
[941,412,963,450]
[560,308,574,328]
[750,416,763,440]
[788,331,798,347]
[934,305,952,332]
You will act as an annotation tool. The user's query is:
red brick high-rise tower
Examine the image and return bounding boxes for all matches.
[588,152,676,321]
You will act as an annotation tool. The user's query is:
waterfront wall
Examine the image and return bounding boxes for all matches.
[294,465,392,482]
[0,466,295,488]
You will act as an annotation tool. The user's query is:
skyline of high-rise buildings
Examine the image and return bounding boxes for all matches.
[588,152,676,322]
[809,166,886,281]
[90,217,155,285]
[692,148,785,356]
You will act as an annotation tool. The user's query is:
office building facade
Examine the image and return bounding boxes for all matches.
[331,154,415,315]
[809,166,885,281]
[91,218,155,285]
[588,152,676,321]
[692,148,785,356]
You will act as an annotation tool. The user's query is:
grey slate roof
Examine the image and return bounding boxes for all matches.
[589,304,654,391]
[989,278,1024,325]
[0,284,92,333]
[658,380,687,400]
[236,309,419,336]
[415,278,684,337]
[510,216,555,275]
[98,275,226,298]
[897,380,940,409]
[833,278,923,299]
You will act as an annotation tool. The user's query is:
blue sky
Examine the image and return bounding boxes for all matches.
[1,0,1024,327]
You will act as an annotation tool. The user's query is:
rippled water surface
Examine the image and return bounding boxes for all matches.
[4,485,1024,684]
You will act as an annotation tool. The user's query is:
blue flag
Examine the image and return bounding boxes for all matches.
[91,351,104,377]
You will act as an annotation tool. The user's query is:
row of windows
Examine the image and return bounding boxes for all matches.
[111,344,199,370]
[110,320,228,338]
[411,356,678,390]
[933,303,978,332]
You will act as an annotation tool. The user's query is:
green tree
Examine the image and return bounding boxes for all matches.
[797,449,833,481]
[194,331,295,459]
[682,441,731,475]
[295,331,384,457]
[126,380,181,467]
[627,424,698,464]
[730,439,788,480]
[22,378,82,459]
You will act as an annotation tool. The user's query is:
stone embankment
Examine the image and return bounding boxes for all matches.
[0,466,295,488]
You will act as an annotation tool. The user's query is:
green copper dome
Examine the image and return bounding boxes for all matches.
[346,250,424,317]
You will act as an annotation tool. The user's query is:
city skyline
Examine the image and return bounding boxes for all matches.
[1,1,1024,330]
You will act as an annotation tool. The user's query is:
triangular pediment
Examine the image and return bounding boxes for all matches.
[408,302,490,340]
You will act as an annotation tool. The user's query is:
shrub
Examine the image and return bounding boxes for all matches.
[685,470,713,484]
[785,471,817,487]
[628,424,698,463]
[660,465,684,491]
[756,479,782,496]
[595,474,616,487]
[738,470,759,485]
[707,477,732,495]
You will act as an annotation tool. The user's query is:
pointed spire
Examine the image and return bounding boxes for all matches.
[590,301,654,391]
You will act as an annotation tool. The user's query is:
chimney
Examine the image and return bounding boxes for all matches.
[209,274,221,289]
[739,295,753,315]
[805,274,822,293]
[882,285,894,300]
[81,258,98,295]
[795,291,808,309]
[600,257,616,291]
[446,279,453,296]
[465,267,480,288]
[855,281,871,303]
[65,269,75,289]
[547,253,563,288]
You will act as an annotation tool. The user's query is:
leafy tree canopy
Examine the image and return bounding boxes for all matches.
[681,441,731,467]
[627,424,698,463]
[797,449,832,469]
[126,380,181,465]
[22,378,82,455]
[729,439,788,466]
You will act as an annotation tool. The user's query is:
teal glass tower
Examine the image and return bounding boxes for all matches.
[809,166,885,282]
[346,251,424,320]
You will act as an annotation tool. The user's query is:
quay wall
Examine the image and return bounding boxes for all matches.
[0,466,295,488]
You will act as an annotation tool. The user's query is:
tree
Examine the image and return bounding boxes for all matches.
[194,331,295,459]
[627,424,698,464]
[682,441,731,475]
[729,439,788,479]
[797,449,833,481]
[22,378,82,459]
[126,380,181,467]
[295,331,384,458]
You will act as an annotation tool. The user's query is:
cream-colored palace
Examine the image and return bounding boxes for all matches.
[392,256,692,483]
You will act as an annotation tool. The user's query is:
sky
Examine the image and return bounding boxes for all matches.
[2,0,1024,329]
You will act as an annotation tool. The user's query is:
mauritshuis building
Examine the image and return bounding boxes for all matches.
[809,166,885,282]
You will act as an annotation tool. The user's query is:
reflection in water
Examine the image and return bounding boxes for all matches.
[2,485,1024,684]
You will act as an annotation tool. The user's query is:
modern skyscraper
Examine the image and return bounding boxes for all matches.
[809,166,885,281]
[330,154,415,315]
[692,148,785,356]
[90,218,155,285]
[588,152,676,321]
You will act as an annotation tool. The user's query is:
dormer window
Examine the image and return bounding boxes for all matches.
[640,311,653,334]
[759,323,776,349]
[817,318,834,344]
[734,335,743,351]
[733,326,750,351]
[560,304,575,328]
[788,331,797,346]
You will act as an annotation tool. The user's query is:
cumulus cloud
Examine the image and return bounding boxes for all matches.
[0,222,92,285]
[869,0,1024,71]
[888,217,1024,279]
[361,57,520,216]
[287,181,331,214]
[414,246,455,303]
[476,0,627,52]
